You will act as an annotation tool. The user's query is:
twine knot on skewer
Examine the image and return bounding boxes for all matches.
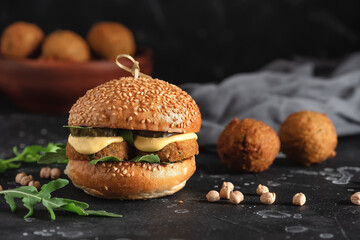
[115,54,151,79]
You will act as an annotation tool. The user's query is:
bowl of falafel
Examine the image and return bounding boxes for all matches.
[0,21,153,113]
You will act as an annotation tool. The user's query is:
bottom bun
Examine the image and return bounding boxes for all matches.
[66,156,196,199]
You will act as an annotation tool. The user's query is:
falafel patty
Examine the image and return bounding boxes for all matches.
[66,141,131,162]
[136,139,199,162]
[66,139,198,163]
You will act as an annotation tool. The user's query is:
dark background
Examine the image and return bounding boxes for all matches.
[1,0,359,85]
[0,0,359,113]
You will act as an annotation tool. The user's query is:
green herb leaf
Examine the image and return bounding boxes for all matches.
[88,154,160,165]
[0,178,122,220]
[118,130,134,146]
[63,125,93,129]
[130,154,161,163]
[88,156,123,165]
[84,210,123,217]
[38,147,68,164]
[0,143,65,174]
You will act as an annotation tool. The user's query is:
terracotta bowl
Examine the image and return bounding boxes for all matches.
[0,47,153,113]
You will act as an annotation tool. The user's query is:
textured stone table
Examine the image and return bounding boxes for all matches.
[0,113,359,239]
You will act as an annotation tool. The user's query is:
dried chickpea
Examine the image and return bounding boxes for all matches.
[222,182,234,191]
[220,187,231,199]
[15,171,27,183]
[50,168,61,179]
[350,192,360,205]
[40,167,51,178]
[230,191,244,204]
[292,193,306,206]
[260,192,276,205]
[28,180,41,190]
[256,184,269,196]
[206,190,220,202]
[19,175,33,186]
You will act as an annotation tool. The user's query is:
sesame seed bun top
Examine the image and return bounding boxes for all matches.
[68,77,201,133]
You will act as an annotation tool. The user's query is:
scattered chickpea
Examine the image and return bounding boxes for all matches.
[230,191,244,204]
[292,193,306,206]
[40,167,51,178]
[222,182,234,191]
[179,200,184,204]
[350,192,360,205]
[19,175,33,186]
[260,192,276,205]
[28,180,41,191]
[220,187,231,199]
[206,190,220,202]
[256,184,269,196]
[50,168,61,179]
[15,171,27,183]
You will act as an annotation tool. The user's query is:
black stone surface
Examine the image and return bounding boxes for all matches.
[0,113,360,239]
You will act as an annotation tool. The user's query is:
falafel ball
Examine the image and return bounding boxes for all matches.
[1,21,44,59]
[217,118,280,173]
[87,21,136,60]
[279,110,337,166]
[41,30,90,62]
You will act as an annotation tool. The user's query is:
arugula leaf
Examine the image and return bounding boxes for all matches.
[88,154,160,165]
[88,156,123,165]
[63,125,93,129]
[118,130,134,146]
[0,179,123,220]
[130,154,161,163]
[0,143,64,174]
[38,146,68,164]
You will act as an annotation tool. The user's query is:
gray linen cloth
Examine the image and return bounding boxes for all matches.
[182,53,360,147]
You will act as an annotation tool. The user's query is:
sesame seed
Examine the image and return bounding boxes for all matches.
[67,77,200,132]
[104,186,109,191]
[112,173,116,177]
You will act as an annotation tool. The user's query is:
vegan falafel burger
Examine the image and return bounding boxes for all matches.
[65,55,201,199]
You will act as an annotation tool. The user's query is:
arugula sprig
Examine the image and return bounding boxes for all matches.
[63,125,93,129]
[0,143,64,173]
[0,178,122,220]
[38,144,68,164]
[88,154,161,165]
